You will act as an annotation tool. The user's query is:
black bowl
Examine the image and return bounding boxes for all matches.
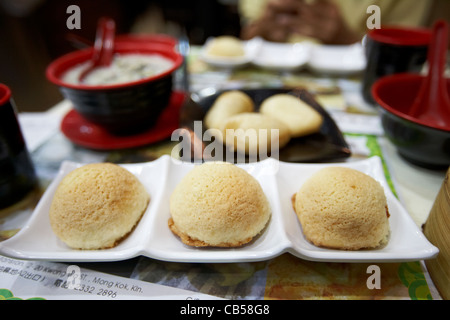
[46,41,183,134]
[372,73,450,169]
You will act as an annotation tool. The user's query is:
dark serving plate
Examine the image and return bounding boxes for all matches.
[178,88,351,163]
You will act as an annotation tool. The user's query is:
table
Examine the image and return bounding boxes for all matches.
[0,46,447,300]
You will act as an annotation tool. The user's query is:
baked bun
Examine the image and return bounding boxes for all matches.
[293,167,390,250]
[49,163,149,250]
[204,90,254,130]
[169,162,271,247]
[206,36,245,57]
[260,94,323,137]
[219,112,291,154]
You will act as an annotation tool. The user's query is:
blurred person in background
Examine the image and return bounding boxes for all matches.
[239,0,450,44]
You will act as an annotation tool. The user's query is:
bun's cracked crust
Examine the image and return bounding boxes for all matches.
[49,163,149,250]
[293,167,390,250]
[169,162,271,247]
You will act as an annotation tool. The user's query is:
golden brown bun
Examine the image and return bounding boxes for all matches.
[169,162,271,247]
[49,163,149,250]
[206,36,246,57]
[219,112,291,154]
[204,90,255,130]
[293,167,390,250]
[260,94,323,137]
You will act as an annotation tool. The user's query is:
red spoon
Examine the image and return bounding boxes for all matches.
[409,20,450,130]
[79,17,116,82]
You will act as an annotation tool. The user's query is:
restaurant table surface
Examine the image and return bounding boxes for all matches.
[0,45,447,300]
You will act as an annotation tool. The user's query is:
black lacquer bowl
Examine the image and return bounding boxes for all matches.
[372,73,450,169]
[46,41,183,134]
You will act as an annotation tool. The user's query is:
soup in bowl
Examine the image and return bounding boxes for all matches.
[46,41,183,134]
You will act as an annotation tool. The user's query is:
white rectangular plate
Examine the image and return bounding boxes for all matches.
[0,155,438,263]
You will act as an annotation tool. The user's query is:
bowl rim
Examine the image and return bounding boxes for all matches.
[46,42,183,91]
[372,73,450,133]
[368,26,431,47]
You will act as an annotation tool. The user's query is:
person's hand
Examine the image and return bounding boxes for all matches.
[241,0,360,44]
[284,0,360,44]
[241,0,301,42]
